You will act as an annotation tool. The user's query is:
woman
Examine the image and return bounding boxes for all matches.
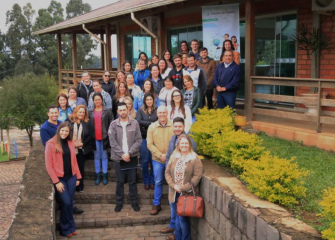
[181,53,188,68]
[136,92,158,190]
[148,54,159,70]
[112,82,132,118]
[134,79,160,111]
[167,90,192,133]
[158,58,172,80]
[123,60,134,75]
[68,87,87,111]
[126,73,142,100]
[158,76,178,106]
[220,39,240,65]
[124,96,136,119]
[89,93,114,185]
[162,50,175,69]
[165,134,203,240]
[231,36,239,52]
[45,121,81,238]
[181,75,202,122]
[115,70,126,88]
[151,64,164,94]
[57,93,73,122]
[67,105,91,192]
[134,59,151,89]
[179,41,189,55]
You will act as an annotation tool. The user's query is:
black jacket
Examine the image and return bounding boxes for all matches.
[89,108,114,150]
[101,80,116,99]
[66,119,92,155]
[135,107,158,139]
[77,81,94,104]
[168,68,184,90]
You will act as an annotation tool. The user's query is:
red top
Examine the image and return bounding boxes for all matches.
[94,110,103,140]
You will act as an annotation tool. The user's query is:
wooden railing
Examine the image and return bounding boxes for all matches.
[248,76,335,133]
[60,69,117,88]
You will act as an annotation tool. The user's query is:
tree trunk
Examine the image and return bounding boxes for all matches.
[26,126,33,147]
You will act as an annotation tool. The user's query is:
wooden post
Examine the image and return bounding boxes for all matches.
[6,128,10,160]
[116,21,121,70]
[72,33,78,87]
[100,32,105,70]
[57,34,62,89]
[105,23,112,71]
[316,81,322,132]
[157,12,165,55]
[244,0,255,122]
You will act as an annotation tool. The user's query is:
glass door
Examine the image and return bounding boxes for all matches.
[125,35,152,68]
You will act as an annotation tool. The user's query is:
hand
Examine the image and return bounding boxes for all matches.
[55,182,64,193]
[216,86,222,92]
[122,153,130,162]
[76,180,80,186]
[222,87,226,92]
[160,154,166,162]
[174,185,181,193]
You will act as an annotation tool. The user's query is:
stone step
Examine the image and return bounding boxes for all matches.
[56,204,171,229]
[56,224,170,239]
[74,181,169,205]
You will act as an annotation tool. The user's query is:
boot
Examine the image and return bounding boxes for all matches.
[95,172,102,185]
[150,204,162,215]
[102,173,108,185]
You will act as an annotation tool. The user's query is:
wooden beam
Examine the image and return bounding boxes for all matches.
[57,33,62,89]
[100,32,105,70]
[157,12,165,55]
[105,23,112,71]
[252,108,317,122]
[72,33,78,87]
[244,0,255,121]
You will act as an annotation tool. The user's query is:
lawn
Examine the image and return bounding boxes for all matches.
[0,147,9,162]
[259,133,335,231]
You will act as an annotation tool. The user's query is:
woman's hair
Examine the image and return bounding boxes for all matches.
[57,93,69,109]
[231,36,237,42]
[183,75,193,87]
[122,60,133,72]
[158,59,168,74]
[124,96,136,119]
[115,82,130,99]
[138,51,148,61]
[222,39,235,51]
[92,92,103,106]
[68,87,77,94]
[54,121,73,153]
[142,78,156,97]
[179,41,190,53]
[170,89,186,119]
[68,105,89,123]
[176,134,194,153]
[141,92,156,114]
[164,76,174,87]
[162,50,173,62]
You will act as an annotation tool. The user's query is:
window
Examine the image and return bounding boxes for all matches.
[125,35,152,68]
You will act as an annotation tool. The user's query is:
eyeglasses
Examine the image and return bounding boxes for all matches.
[173,95,181,98]
[104,75,110,77]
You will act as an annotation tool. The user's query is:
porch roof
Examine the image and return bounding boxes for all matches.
[33,0,186,35]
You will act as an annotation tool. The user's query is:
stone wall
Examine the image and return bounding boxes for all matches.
[8,143,55,240]
[190,159,321,240]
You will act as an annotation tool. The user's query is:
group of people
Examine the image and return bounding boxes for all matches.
[42,38,240,239]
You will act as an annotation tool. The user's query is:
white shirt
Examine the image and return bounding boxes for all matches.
[120,121,129,154]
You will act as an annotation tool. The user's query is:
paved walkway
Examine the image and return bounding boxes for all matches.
[0,128,39,240]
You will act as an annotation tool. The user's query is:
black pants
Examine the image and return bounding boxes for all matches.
[203,89,214,109]
[76,149,86,190]
[114,161,138,204]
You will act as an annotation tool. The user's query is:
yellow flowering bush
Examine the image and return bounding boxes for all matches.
[240,152,309,206]
[319,188,335,240]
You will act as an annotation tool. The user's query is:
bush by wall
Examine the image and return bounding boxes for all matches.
[319,187,335,240]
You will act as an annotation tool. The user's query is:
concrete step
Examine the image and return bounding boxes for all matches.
[56,224,170,239]
[56,204,171,229]
[74,181,169,205]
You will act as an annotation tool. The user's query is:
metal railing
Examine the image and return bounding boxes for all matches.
[247,76,335,133]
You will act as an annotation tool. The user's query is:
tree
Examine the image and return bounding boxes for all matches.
[0,73,59,146]
[0,31,12,80]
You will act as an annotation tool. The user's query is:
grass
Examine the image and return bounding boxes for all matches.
[0,148,9,162]
[259,132,335,231]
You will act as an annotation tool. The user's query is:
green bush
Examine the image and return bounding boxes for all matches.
[319,188,335,240]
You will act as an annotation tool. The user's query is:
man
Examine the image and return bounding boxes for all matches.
[108,102,142,212]
[213,49,241,109]
[77,71,94,104]
[160,117,197,236]
[224,33,230,40]
[40,105,84,215]
[196,48,217,109]
[189,39,201,61]
[182,54,207,97]
[40,106,61,147]
[87,80,113,111]
[100,70,116,99]
[147,106,174,215]
[168,54,184,90]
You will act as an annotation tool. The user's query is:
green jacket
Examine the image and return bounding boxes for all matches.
[182,87,202,115]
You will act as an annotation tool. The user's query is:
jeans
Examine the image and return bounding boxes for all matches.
[140,139,154,185]
[94,140,108,174]
[174,193,191,240]
[76,149,86,190]
[217,91,237,109]
[114,161,139,204]
[152,160,165,206]
[169,198,177,229]
[57,175,77,236]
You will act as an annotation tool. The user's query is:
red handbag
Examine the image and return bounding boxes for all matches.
[176,182,204,218]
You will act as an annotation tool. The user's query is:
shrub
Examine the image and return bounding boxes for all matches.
[241,152,309,207]
[319,188,335,240]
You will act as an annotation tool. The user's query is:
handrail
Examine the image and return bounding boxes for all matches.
[251,76,335,82]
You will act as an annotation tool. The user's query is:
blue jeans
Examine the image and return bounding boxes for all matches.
[152,160,165,206]
[94,140,108,174]
[174,193,191,240]
[57,175,77,236]
[217,91,237,109]
[140,139,154,185]
[169,199,177,229]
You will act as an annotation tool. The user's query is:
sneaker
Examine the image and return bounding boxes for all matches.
[114,203,123,212]
[73,206,84,215]
[150,204,161,215]
[132,203,140,212]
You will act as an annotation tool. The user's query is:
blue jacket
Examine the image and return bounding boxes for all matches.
[133,92,160,112]
[134,70,151,89]
[40,120,61,146]
[165,133,197,164]
[213,61,240,92]
[58,107,73,122]
[69,97,87,111]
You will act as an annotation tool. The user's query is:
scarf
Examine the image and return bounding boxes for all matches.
[73,122,83,154]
